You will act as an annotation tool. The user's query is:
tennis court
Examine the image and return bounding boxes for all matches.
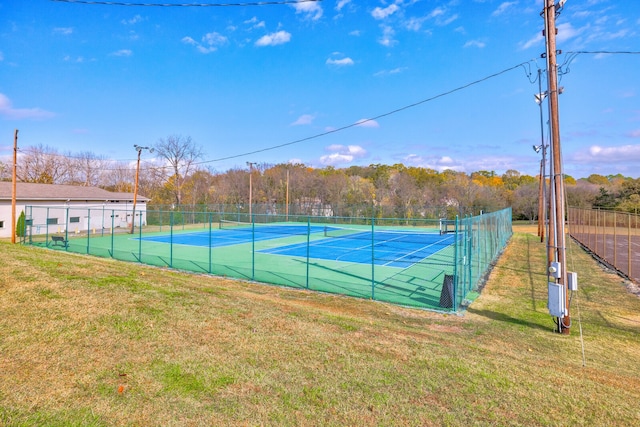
[24,207,513,311]
[261,227,456,268]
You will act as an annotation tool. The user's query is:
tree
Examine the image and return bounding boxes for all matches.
[16,210,26,237]
[511,183,539,221]
[586,174,609,186]
[67,151,108,186]
[0,160,9,181]
[593,187,617,209]
[153,135,204,206]
[17,145,69,184]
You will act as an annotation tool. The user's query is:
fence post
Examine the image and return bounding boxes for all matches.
[137,210,143,262]
[453,215,459,311]
[208,212,213,274]
[87,208,91,254]
[170,211,174,268]
[110,209,114,258]
[613,211,617,267]
[306,216,310,289]
[371,216,375,300]
[629,212,632,281]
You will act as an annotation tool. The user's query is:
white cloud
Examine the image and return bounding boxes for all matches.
[244,17,265,29]
[182,32,228,53]
[202,32,228,48]
[372,4,399,20]
[0,52,4,61]
[464,40,486,48]
[121,15,143,25]
[378,25,397,47]
[291,1,323,21]
[111,49,132,57]
[573,144,640,164]
[291,114,315,126]
[521,32,543,50]
[556,22,587,43]
[428,7,445,19]
[63,55,84,63]
[336,0,351,12]
[0,93,55,120]
[355,118,379,128]
[374,67,407,77]
[255,31,291,47]
[349,30,361,36]
[53,27,73,35]
[405,17,427,31]
[426,7,458,26]
[320,144,367,166]
[326,57,354,66]
[492,2,518,17]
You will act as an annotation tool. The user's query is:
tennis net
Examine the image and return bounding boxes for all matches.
[323,226,447,245]
[219,219,325,236]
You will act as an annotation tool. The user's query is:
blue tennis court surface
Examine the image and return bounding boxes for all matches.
[137,224,455,268]
[260,229,455,268]
[137,224,327,248]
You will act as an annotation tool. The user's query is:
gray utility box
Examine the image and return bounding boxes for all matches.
[548,282,565,318]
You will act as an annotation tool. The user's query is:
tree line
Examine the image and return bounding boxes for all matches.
[2,135,640,219]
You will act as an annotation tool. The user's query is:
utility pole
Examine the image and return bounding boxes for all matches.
[543,0,570,334]
[286,167,290,222]
[11,129,18,244]
[130,145,153,234]
[247,162,256,219]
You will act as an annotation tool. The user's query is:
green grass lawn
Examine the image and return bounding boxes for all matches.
[1,226,639,426]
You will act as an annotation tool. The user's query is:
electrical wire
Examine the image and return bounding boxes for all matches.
[50,0,321,6]
[194,60,538,166]
[8,60,539,173]
[558,50,640,81]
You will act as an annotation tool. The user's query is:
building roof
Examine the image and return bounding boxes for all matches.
[0,181,149,202]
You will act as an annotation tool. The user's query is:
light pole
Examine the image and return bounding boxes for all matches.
[286,167,290,222]
[130,144,154,234]
[247,162,256,220]
[533,144,548,242]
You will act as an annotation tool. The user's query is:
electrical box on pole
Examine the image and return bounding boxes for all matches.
[567,272,578,291]
[548,282,565,318]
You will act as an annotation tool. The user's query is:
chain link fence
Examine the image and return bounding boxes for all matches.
[21,205,512,311]
[568,207,640,284]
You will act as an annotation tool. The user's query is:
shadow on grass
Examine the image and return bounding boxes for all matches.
[466,307,551,332]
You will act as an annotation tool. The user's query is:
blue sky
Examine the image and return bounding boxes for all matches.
[1,0,639,178]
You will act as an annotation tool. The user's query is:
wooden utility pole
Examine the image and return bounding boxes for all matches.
[130,145,153,234]
[247,162,256,219]
[544,0,569,334]
[11,129,18,244]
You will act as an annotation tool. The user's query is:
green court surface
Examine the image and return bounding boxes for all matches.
[27,207,512,311]
[36,223,457,310]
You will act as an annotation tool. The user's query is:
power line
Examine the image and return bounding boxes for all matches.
[50,0,320,6]
[11,59,537,173]
[195,60,538,166]
[558,50,640,81]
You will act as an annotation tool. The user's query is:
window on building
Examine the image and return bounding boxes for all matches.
[0,221,4,229]
[70,217,80,223]
[47,218,58,225]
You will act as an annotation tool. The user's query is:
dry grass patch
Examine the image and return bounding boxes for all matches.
[1,232,640,426]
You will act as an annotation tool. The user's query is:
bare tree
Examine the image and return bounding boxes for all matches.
[17,144,69,184]
[153,135,204,206]
[100,161,135,193]
[0,160,9,181]
[67,151,109,186]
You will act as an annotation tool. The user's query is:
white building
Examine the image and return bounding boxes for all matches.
[0,182,149,239]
